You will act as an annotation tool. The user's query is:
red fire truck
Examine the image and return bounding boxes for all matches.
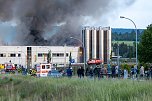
[4,63,16,73]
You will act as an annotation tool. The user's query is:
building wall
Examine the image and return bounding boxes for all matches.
[82,26,111,64]
[0,46,79,68]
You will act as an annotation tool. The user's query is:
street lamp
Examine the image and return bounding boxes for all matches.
[117,42,120,68]
[120,16,138,67]
[70,37,86,70]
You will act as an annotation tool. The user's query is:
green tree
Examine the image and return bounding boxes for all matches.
[138,24,152,63]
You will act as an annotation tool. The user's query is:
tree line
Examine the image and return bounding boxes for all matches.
[111,29,144,58]
[112,29,143,41]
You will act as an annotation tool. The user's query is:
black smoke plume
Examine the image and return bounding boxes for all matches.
[0,0,136,46]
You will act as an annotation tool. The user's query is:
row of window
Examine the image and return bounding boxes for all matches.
[38,53,69,57]
[0,53,21,57]
[0,53,69,57]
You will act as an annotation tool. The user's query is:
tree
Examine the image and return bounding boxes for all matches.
[47,50,51,63]
[138,24,152,63]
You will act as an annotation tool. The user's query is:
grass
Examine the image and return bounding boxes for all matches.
[0,75,152,101]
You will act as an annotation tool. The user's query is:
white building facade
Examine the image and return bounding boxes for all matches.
[0,46,80,68]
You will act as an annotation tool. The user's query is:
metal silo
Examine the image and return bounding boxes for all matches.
[92,27,97,59]
[99,27,104,63]
[84,27,90,62]
[102,27,111,64]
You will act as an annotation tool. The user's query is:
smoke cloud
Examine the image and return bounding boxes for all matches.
[0,0,136,46]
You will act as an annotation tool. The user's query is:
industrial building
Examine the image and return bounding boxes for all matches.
[0,46,80,68]
[0,26,111,69]
[82,26,111,64]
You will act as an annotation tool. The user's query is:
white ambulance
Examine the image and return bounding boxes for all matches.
[36,63,54,77]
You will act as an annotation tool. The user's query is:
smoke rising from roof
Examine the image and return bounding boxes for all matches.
[0,0,135,46]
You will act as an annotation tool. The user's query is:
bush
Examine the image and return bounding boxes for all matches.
[121,64,131,72]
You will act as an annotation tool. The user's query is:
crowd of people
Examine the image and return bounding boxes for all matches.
[65,64,152,80]
[16,63,152,80]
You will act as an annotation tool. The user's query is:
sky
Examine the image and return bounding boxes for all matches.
[0,0,151,44]
[108,0,152,29]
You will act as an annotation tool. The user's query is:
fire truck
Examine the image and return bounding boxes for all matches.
[87,59,102,65]
[4,62,16,73]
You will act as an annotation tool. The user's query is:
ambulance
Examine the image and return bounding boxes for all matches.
[36,63,54,77]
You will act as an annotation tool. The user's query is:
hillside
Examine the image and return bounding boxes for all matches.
[111,28,144,41]
[112,28,144,34]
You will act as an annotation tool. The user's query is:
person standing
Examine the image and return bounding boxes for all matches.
[111,65,116,78]
[115,65,119,78]
[107,64,111,78]
[134,65,138,79]
[124,69,128,79]
[146,68,150,80]
[131,66,134,79]
[89,66,94,78]
[140,65,144,79]
[80,67,84,78]
[100,66,105,78]
[104,66,107,78]
[77,67,81,78]
[66,67,73,78]
[150,66,152,79]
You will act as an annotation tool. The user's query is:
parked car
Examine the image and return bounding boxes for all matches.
[47,70,62,77]
[0,69,5,74]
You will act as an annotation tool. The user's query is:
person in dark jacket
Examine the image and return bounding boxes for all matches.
[111,65,116,78]
[77,67,81,78]
[66,67,73,78]
[77,66,84,78]
[80,67,84,78]
[89,66,94,78]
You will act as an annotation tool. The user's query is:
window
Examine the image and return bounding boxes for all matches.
[10,54,16,57]
[27,47,31,50]
[59,53,64,57]
[0,54,3,57]
[52,53,57,57]
[42,65,45,69]
[66,53,69,57]
[0,53,6,57]
[52,53,65,57]
[46,65,50,69]
[57,53,60,57]
[38,53,43,57]
[18,54,21,57]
